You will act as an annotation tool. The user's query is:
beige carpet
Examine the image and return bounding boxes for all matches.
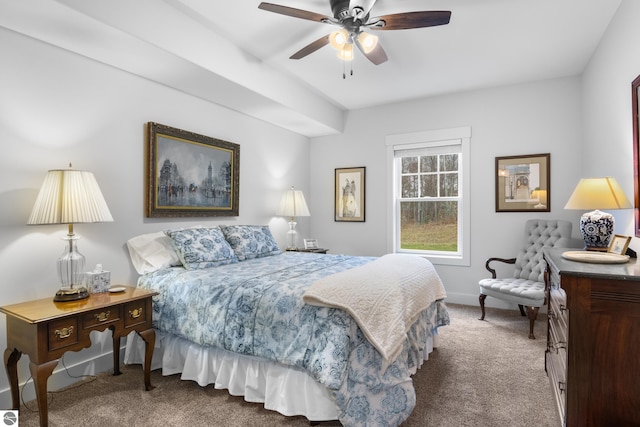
[15,304,560,426]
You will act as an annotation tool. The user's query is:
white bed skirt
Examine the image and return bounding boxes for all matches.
[124,331,436,422]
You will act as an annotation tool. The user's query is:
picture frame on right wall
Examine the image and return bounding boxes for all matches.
[495,153,550,212]
[631,74,640,237]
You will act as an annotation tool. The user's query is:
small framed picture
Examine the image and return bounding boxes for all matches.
[304,239,318,250]
[608,235,631,255]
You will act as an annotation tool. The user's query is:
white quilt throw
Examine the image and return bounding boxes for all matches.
[303,254,447,361]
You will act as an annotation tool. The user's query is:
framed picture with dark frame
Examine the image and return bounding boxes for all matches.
[146,122,240,217]
[632,74,640,237]
[335,167,365,222]
[495,153,550,212]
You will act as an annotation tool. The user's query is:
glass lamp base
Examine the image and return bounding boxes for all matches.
[286,220,299,251]
[54,286,89,302]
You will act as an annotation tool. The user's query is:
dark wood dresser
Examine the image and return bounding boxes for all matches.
[544,248,640,427]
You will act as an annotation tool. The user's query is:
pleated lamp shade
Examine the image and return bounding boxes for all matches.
[276,187,310,220]
[28,169,114,225]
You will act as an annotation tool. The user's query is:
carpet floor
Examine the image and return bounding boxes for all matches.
[14,303,560,426]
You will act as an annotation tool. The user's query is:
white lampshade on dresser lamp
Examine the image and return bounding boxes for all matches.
[276,186,310,250]
[27,165,114,301]
[564,177,632,251]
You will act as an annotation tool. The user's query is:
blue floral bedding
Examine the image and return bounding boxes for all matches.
[137,252,449,426]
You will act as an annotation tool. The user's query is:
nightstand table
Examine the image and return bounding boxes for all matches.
[287,248,329,254]
[1,286,158,427]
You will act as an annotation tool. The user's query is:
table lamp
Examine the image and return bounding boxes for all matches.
[564,177,632,251]
[276,186,310,250]
[27,165,114,301]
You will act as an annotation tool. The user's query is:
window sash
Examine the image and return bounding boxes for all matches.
[385,127,471,266]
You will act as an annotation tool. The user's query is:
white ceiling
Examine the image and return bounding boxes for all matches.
[0,0,621,137]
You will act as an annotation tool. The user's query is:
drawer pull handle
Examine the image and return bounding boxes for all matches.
[55,326,74,339]
[553,342,566,353]
[558,381,566,394]
[95,311,111,322]
[559,304,567,313]
[129,307,143,319]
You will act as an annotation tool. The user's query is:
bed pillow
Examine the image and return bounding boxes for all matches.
[220,225,281,261]
[166,226,238,270]
[126,231,182,275]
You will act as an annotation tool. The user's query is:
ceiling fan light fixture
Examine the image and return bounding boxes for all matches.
[337,43,354,61]
[329,29,349,50]
[357,31,378,53]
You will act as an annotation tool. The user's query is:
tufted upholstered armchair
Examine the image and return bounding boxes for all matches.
[479,219,573,339]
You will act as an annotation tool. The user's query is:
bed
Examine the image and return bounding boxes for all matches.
[123,225,449,426]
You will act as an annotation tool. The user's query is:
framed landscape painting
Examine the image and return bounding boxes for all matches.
[335,167,365,222]
[146,122,240,217]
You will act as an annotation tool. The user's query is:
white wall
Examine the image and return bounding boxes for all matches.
[581,0,640,251]
[310,77,585,306]
[0,28,310,406]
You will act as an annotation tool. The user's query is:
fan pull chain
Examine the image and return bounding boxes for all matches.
[342,58,354,79]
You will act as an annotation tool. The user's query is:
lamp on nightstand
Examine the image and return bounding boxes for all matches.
[276,186,310,250]
[27,164,114,301]
[564,177,632,251]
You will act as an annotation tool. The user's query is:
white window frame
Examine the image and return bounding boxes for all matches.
[386,127,471,266]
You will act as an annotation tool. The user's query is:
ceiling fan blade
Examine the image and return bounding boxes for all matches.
[369,11,451,30]
[355,38,388,65]
[290,34,331,60]
[258,2,334,24]
[355,40,389,65]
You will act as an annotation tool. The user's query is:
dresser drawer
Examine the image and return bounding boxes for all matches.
[546,348,567,427]
[549,288,568,343]
[124,300,149,328]
[83,306,122,330]
[48,317,79,351]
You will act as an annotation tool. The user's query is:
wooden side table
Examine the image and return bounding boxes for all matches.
[287,248,329,254]
[1,286,158,427]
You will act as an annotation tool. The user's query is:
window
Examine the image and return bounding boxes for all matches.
[386,127,471,266]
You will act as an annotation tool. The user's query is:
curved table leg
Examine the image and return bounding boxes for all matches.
[29,359,59,427]
[111,326,122,376]
[136,328,156,391]
[4,348,22,410]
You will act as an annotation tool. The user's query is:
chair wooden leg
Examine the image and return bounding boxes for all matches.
[518,304,526,317]
[479,294,487,320]
[525,306,539,339]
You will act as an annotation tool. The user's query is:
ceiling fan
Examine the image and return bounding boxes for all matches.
[258,0,451,66]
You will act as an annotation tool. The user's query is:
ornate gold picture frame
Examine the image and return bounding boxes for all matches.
[146,122,240,217]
